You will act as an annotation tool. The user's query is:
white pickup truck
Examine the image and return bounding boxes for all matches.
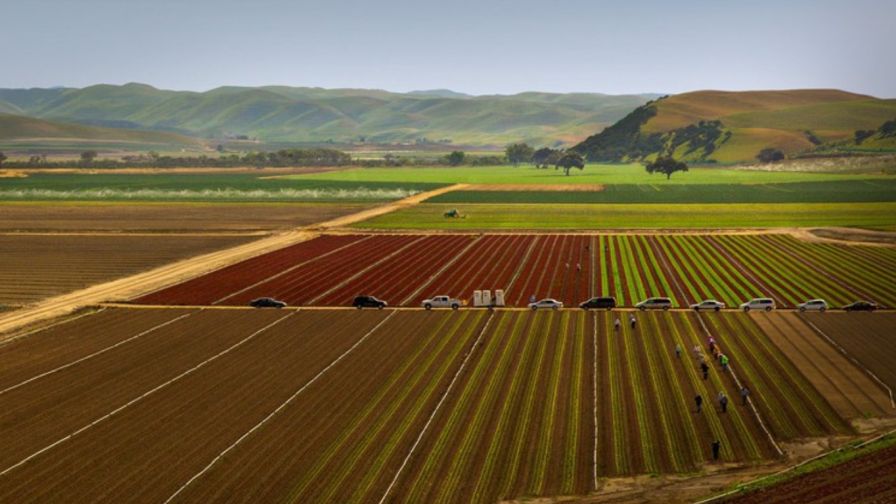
[422,295,461,310]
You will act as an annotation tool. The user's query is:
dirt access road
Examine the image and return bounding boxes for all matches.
[0,184,464,339]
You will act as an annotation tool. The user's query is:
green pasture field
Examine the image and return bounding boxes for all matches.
[429,179,896,204]
[284,164,892,185]
[353,202,896,230]
[0,173,443,202]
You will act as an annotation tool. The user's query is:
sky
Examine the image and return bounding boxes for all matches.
[2,0,894,97]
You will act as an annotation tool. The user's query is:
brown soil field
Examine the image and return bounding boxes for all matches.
[0,202,372,232]
[754,312,893,421]
[0,233,256,306]
[798,312,896,391]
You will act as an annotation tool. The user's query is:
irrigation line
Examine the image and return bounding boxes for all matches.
[376,311,496,504]
[503,235,541,296]
[213,235,374,304]
[0,311,195,396]
[164,310,397,504]
[592,311,598,490]
[0,307,105,347]
[695,313,784,457]
[0,311,293,478]
[695,427,896,504]
[802,318,895,408]
[399,234,483,305]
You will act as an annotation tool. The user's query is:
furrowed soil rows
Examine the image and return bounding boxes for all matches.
[167,310,488,503]
[0,309,391,503]
[754,312,892,420]
[0,234,254,306]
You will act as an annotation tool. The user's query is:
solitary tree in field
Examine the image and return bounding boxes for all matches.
[645,156,688,180]
[446,150,465,166]
[756,148,784,163]
[0,152,7,167]
[80,150,98,164]
[505,143,534,166]
[555,151,585,176]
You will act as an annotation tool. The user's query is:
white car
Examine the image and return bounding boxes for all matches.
[422,295,461,310]
[798,299,828,312]
[528,298,563,310]
[740,298,775,312]
[690,299,725,312]
[636,297,672,311]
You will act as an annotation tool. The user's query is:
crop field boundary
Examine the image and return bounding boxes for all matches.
[0,307,105,348]
[0,311,294,477]
[163,310,398,503]
[0,310,196,396]
[801,318,895,409]
[377,311,497,504]
[695,313,784,456]
[592,311,599,489]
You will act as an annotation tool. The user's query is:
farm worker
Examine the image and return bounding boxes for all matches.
[720,354,730,372]
[576,263,581,272]
[708,339,716,354]
[740,386,750,406]
[701,362,710,380]
[695,394,703,413]
[711,440,721,461]
[693,345,701,358]
[718,391,729,413]
[529,294,536,304]
[675,344,682,359]
[565,262,569,269]
[629,314,636,329]
[614,318,621,331]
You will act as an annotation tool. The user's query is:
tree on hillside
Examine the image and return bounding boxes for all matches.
[645,156,688,180]
[756,148,784,163]
[555,151,585,176]
[446,151,465,166]
[80,151,98,164]
[0,152,7,167]
[505,143,534,166]
[532,147,561,169]
[854,129,875,145]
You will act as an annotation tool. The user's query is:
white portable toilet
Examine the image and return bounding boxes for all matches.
[473,290,483,307]
[482,290,492,307]
[494,289,505,307]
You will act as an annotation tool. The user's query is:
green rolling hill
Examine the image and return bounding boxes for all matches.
[0,113,204,149]
[0,84,657,147]
[573,89,896,163]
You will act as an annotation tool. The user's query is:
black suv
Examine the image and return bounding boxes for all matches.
[353,295,387,309]
[249,297,287,308]
[843,300,877,312]
[579,296,616,310]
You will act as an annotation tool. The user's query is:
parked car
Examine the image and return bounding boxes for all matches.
[636,297,672,311]
[798,299,828,312]
[579,296,617,310]
[422,295,461,310]
[249,297,287,308]
[843,300,878,312]
[740,298,775,312]
[529,298,563,310]
[352,295,387,309]
[690,299,725,312]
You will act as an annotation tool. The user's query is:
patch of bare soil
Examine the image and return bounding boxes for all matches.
[802,227,896,247]
[0,170,27,178]
[465,184,606,191]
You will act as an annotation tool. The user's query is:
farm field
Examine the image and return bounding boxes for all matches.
[0,233,255,307]
[427,179,896,204]
[0,201,373,232]
[136,233,896,309]
[353,202,896,230]
[0,307,872,503]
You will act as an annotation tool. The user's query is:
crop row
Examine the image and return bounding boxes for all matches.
[141,233,896,309]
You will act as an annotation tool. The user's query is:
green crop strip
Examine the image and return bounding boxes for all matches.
[670,236,726,302]
[607,237,626,303]
[617,237,646,302]
[561,312,586,493]
[687,236,757,303]
[715,236,802,305]
[633,235,677,303]
[749,236,854,305]
[654,236,702,303]
[620,322,659,472]
[627,236,661,299]
[677,236,741,304]
[598,236,609,297]
[532,311,572,493]
[601,314,629,474]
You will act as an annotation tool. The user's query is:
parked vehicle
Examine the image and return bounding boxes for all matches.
[422,295,461,310]
[843,300,878,312]
[352,295,387,309]
[798,299,828,312]
[690,299,725,312]
[249,297,286,308]
[636,297,672,311]
[579,296,616,310]
[740,298,775,312]
[529,298,563,310]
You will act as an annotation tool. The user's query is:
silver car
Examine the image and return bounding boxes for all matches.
[528,298,563,310]
[636,297,672,311]
[690,299,725,312]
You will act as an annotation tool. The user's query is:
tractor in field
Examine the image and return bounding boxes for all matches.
[444,208,463,218]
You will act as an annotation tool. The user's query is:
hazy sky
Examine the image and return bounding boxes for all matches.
[2,0,894,97]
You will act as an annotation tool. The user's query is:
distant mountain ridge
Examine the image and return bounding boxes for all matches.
[0,83,658,147]
[0,112,203,147]
[573,89,896,163]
